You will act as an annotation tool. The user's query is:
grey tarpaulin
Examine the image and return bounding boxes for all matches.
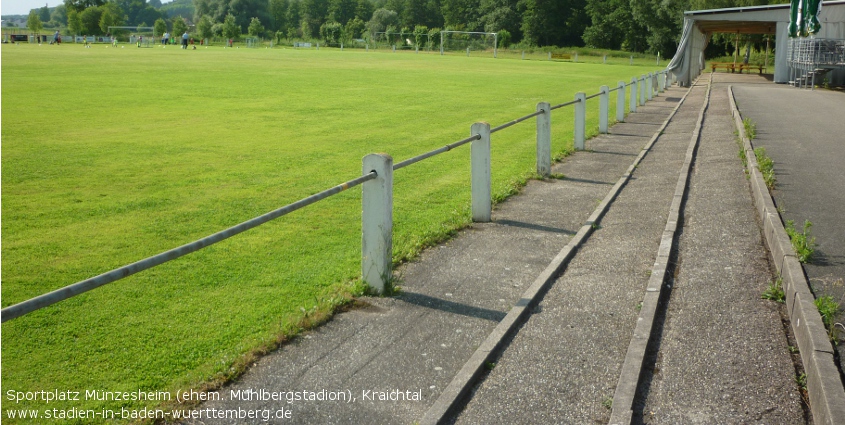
[666,18,709,87]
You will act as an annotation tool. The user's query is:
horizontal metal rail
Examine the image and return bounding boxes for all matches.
[393,134,482,171]
[550,98,582,111]
[491,109,545,133]
[1,172,377,322]
[585,92,602,100]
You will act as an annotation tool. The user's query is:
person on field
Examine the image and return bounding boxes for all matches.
[182,32,189,49]
[52,30,60,45]
[162,32,169,45]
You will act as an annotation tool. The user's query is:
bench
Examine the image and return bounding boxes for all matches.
[737,63,765,74]
[551,53,572,60]
[711,62,736,72]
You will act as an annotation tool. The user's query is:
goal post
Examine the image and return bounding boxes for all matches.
[440,31,498,58]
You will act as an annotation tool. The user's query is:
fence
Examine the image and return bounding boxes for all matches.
[1,70,673,323]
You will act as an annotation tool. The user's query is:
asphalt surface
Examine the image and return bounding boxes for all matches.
[731,78,845,374]
[179,76,817,424]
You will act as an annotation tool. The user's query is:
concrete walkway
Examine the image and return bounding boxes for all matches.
[181,74,822,425]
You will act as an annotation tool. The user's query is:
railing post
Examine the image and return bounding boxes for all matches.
[536,102,551,177]
[574,92,586,150]
[646,72,653,101]
[639,75,646,106]
[471,122,492,222]
[362,153,393,294]
[617,81,626,123]
[599,85,610,134]
[657,72,665,93]
[630,77,638,113]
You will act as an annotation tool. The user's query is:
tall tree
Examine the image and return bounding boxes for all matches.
[222,12,240,38]
[51,4,69,26]
[519,0,587,47]
[329,0,357,25]
[582,0,646,51]
[39,5,52,22]
[99,2,125,34]
[269,0,290,32]
[301,0,330,37]
[64,0,107,13]
[27,10,44,35]
[67,8,83,34]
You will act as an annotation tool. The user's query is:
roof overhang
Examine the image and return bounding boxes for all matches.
[683,1,845,35]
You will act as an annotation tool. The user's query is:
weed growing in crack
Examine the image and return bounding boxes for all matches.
[785,219,816,263]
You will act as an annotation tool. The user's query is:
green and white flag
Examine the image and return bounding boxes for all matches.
[790,0,823,38]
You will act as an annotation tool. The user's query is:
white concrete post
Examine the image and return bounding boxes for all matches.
[603,54,607,64]
[639,75,646,106]
[646,72,653,101]
[630,77,638,113]
[548,52,551,60]
[617,81,626,123]
[574,53,578,62]
[522,50,525,60]
[471,122,492,222]
[362,153,393,294]
[599,85,609,134]
[574,92,586,150]
[657,72,665,93]
[536,102,551,177]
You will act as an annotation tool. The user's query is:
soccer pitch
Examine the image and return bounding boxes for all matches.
[1,43,663,419]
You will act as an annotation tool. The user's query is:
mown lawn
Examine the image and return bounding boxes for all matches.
[1,42,662,422]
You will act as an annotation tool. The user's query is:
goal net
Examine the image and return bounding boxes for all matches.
[440,31,498,57]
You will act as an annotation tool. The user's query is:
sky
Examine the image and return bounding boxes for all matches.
[1,0,172,17]
[2,0,61,16]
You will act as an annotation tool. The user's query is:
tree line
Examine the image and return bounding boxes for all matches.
[24,0,785,54]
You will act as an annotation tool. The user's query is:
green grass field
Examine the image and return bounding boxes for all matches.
[1,42,663,422]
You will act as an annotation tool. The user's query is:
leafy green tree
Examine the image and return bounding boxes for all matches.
[366,8,398,39]
[301,0,330,38]
[582,0,645,51]
[319,20,342,43]
[39,6,52,22]
[519,0,588,47]
[64,0,106,13]
[497,28,511,47]
[222,13,241,39]
[248,16,265,36]
[344,16,365,39]
[68,8,83,34]
[154,18,168,36]
[197,15,214,40]
[477,0,520,39]
[412,24,427,46]
[99,2,125,34]
[440,0,479,29]
[269,0,289,32]
[172,15,189,36]
[355,0,374,20]
[79,6,103,34]
[51,4,69,26]
[286,0,302,36]
[27,10,44,35]
[329,0,357,26]
[229,0,271,34]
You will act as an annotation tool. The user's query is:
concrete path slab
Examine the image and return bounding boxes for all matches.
[639,75,806,424]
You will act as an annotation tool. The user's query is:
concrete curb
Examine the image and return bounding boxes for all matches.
[608,74,712,425]
[418,80,697,425]
[728,85,845,425]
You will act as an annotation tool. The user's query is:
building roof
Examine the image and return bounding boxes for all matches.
[684,1,845,35]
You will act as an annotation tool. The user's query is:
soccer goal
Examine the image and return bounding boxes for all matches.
[440,31,498,58]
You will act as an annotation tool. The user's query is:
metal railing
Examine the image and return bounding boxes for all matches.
[1,70,673,322]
